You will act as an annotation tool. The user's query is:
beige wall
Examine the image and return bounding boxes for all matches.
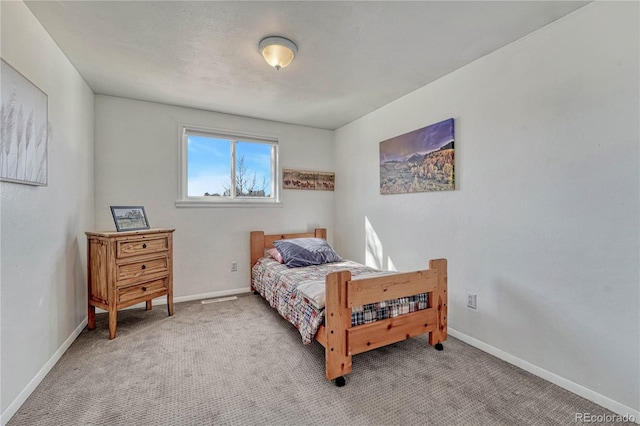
[94,95,335,300]
[1,1,95,422]
[334,1,639,416]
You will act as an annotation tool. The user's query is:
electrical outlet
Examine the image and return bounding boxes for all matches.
[467,293,477,309]
[231,261,238,272]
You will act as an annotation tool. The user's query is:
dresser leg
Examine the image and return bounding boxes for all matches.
[167,295,174,316]
[108,308,117,339]
[88,304,96,330]
[146,300,152,311]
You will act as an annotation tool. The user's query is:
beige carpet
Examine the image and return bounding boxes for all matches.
[8,295,623,425]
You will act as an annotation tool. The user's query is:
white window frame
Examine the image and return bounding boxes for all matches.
[176,124,281,207]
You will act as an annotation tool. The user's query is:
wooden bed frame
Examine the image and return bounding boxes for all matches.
[250,228,447,386]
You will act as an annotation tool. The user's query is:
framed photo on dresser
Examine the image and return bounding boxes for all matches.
[110,206,150,232]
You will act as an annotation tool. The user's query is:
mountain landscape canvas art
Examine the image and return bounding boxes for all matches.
[380,118,454,194]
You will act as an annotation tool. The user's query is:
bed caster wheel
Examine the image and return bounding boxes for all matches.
[435,343,444,351]
[334,376,346,387]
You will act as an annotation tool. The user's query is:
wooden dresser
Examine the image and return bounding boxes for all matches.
[86,228,175,339]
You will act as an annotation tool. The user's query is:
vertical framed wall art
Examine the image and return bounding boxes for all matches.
[0,59,48,186]
[379,118,454,194]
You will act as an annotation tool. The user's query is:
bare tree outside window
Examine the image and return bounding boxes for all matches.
[222,155,269,197]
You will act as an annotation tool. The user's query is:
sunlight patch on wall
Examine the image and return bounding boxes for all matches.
[387,256,397,272]
[365,216,383,269]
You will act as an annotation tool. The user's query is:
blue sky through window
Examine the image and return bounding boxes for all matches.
[187,135,271,197]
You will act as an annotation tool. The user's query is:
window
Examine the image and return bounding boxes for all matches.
[177,125,280,206]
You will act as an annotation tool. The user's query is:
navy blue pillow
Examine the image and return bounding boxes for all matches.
[272,238,342,268]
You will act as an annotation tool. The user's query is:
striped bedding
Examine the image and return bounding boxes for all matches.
[251,256,429,344]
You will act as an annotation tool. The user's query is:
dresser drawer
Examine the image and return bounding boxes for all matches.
[118,278,168,304]
[116,236,169,259]
[117,257,168,282]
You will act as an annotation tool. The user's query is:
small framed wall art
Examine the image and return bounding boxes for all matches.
[282,169,335,191]
[110,206,150,232]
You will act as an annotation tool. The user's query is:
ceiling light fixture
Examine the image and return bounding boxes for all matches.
[258,36,298,70]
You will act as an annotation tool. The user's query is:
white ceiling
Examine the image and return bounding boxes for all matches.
[25,1,590,130]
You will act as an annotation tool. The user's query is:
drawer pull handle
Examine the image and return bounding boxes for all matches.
[141,264,146,270]
[142,286,147,291]
[142,243,147,249]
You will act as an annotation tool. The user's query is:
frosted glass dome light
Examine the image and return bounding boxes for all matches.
[259,36,298,70]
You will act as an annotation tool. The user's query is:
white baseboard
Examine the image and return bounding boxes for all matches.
[174,288,252,304]
[96,287,252,313]
[448,328,640,423]
[1,318,88,426]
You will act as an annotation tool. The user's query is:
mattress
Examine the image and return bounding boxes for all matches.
[251,256,429,344]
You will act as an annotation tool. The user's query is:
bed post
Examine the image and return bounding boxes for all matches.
[314,228,327,239]
[428,258,448,349]
[250,231,265,291]
[325,270,352,385]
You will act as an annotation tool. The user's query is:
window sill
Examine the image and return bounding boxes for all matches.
[175,199,283,208]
